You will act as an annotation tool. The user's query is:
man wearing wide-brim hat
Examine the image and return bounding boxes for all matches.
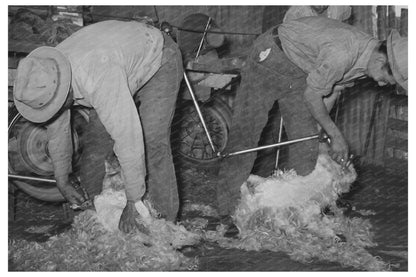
[13,20,183,233]
[215,16,407,236]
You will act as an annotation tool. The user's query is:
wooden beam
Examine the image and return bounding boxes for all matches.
[388,6,396,33]
[377,6,388,40]
[400,9,408,37]
[351,6,374,35]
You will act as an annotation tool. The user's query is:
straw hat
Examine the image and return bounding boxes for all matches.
[387,30,408,91]
[13,46,71,123]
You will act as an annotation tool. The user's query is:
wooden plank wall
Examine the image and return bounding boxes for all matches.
[337,84,392,166]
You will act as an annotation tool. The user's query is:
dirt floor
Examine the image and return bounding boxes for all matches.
[8,163,408,271]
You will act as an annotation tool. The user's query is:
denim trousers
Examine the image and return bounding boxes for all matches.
[79,33,183,221]
[216,28,319,216]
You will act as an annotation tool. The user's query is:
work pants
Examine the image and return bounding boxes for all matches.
[216,28,319,216]
[79,33,183,221]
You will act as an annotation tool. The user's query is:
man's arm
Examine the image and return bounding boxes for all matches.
[91,69,146,202]
[46,109,85,204]
[323,88,342,112]
[304,87,348,166]
[90,66,149,233]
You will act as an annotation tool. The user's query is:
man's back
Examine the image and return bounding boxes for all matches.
[278,16,378,94]
[279,16,373,64]
[56,20,164,95]
[283,6,351,22]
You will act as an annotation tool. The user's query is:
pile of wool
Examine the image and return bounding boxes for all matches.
[9,161,200,271]
[93,188,201,250]
[206,154,390,271]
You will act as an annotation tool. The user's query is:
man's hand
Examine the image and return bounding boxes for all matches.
[119,200,150,234]
[304,87,349,167]
[57,183,85,205]
[55,175,86,205]
[329,133,349,167]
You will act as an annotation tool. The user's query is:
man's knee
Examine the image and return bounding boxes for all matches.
[286,141,319,176]
[291,157,317,176]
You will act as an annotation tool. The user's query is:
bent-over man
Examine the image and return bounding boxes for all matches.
[216,17,407,236]
[13,20,183,233]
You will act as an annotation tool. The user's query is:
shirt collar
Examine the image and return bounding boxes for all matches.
[342,38,379,82]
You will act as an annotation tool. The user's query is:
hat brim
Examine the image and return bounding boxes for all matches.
[14,46,71,123]
[387,30,407,91]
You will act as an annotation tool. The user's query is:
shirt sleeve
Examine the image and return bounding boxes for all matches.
[46,109,73,178]
[327,6,352,21]
[306,48,351,97]
[88,65,146,202]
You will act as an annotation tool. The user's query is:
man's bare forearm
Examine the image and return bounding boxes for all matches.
[304,87,342,139]
[323,90,341,112]
[55,175,69,189]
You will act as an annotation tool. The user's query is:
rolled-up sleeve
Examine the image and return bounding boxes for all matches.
[89,65,146,202]
[46,109,73,178]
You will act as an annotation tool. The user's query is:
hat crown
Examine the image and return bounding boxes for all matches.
[15,57,59,110]
[13,46,71,123]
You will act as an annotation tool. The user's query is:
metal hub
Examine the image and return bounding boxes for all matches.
[18,123,54,175]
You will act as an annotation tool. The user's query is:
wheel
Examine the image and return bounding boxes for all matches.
[172,97,232,169]
[8,107,89,202]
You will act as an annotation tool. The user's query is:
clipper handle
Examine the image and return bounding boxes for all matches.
[319,130,331,144]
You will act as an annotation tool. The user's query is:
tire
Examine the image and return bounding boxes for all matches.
[172,96,232,169]
[8,107,89,202]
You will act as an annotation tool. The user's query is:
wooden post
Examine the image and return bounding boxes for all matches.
[388,6,396,33]
[400,9,408,37]
[351,6,374,35]
[377,6,388,40]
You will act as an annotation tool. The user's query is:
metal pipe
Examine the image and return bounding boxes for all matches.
[220,134,321,158]
[9,174,56,183]
[160,20,216,153]
[195,17,212,61]
[183,72,217,153]
[273,116,284,172]
[334,91,343,124]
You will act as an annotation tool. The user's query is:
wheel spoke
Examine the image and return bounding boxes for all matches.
[175,99,231,164]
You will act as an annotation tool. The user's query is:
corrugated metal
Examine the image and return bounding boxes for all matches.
[337,83,393,166]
